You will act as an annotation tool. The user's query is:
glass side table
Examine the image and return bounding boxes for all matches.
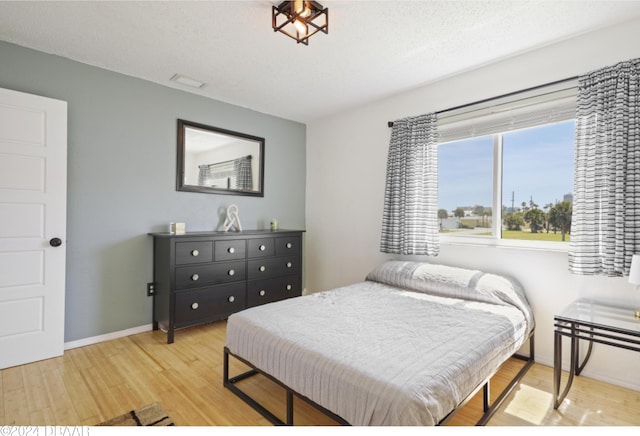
[553,298,640,409]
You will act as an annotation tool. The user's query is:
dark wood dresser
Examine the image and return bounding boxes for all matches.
[149,230,304,343]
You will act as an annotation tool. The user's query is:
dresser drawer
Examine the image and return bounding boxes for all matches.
[214,239,246,261]
[275,236,301,256]
[247,238,275,258]
[175,284,246,325]
[175,261,246,289]
[247,256,300,280]
[247,275,300,307]
[175,241,213,265]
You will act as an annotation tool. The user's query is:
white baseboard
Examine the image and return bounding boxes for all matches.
[64,324,154,350]
[535,355,640,392]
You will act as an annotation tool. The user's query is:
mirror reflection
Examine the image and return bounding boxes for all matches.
[177,119,264,196]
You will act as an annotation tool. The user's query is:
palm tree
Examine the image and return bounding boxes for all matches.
[453,207,465,229]
[524,207,545,233]
[438,209,448,230]
[548,201,572,241]
[544,203,554,233]
[504,212,524,231]
[473,205,485,226]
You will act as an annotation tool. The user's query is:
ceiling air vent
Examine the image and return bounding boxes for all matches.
[170,74,206,89]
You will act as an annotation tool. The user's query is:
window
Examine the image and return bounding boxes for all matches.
[436,83,577,247]
[502,122,574,242]
[438,135,493,236]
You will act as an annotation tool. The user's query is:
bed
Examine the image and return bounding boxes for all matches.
[223,260,535,426]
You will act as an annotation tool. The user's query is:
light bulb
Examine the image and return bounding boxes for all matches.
[294,19,308,36]
[293,0,311,17]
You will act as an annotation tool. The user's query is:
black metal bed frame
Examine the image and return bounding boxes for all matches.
[223,331,535,426]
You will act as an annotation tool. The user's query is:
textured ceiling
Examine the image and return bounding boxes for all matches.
[1,1,640,123]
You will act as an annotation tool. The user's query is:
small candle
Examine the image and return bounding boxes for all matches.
[270,219,278,231]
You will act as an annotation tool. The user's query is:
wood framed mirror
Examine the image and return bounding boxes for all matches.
[177,119,264,196]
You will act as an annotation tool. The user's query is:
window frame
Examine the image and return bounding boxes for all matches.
[438,118,575,252]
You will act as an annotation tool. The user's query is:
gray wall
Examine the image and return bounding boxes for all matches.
[0,41,306,342]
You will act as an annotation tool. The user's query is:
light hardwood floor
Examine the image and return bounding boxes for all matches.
[1,320,639,426]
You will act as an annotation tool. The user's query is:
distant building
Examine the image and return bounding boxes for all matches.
[456,205,492,217]
[563,193,573,203]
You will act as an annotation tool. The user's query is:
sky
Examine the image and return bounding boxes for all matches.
[437,120,575,213]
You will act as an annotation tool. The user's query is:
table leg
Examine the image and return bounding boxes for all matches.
[554,323,580,409]
[553,329,562,409]
[576,328,594,376]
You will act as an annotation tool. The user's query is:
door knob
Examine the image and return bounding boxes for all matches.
[50,238,62,247]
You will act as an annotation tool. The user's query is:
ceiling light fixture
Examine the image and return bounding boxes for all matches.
[272,0,328,46]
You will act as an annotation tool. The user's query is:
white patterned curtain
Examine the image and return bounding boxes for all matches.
[198,164,212,186]
[233,155,253,191]
[569,58,640,276]
[380,113,439,255]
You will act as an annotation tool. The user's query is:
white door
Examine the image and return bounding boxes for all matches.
[0,87,67,369]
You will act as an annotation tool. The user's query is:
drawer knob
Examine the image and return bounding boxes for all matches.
[259,290,266,296]
[286,242,292,249]
[286,284,292,291]
[191,273,199,281]
[286,262,292,268]
[259,265,266,272]
[191,302,199,310]
[259,244,266,251]
[191,249,199,257]
[228,269,235,276]
[228,296,235,303]
[228,247,235,254]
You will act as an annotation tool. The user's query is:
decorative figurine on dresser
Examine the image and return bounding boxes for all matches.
[149,229,304,343]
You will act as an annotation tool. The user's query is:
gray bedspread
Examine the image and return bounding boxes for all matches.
[225,260,534,426]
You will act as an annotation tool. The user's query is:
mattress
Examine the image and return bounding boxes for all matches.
[225,260,534,426]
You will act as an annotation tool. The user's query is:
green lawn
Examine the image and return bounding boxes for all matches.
[501,230,570,242]
[440,229,570,242]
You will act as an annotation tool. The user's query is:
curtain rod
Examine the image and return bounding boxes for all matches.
[202,155,252,168]
[387,75,579,128]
